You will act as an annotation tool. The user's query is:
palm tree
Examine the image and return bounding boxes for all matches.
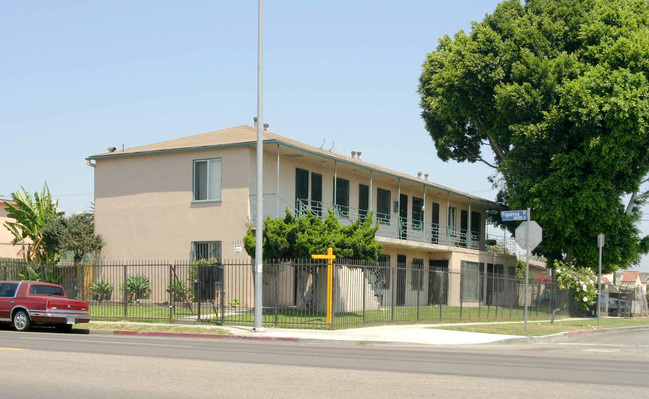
[3,184,62,264]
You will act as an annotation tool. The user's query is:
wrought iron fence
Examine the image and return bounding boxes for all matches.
[0,258,591,328]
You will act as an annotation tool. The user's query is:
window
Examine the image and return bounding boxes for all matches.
[412,197,423,230]
[192,241,222,262]
[411,258,424,290]
[359,184,369,221]
[0,283,18,298]
[333,177,350,217]
[30,285,64,296]
[379,254,391,289]
[377,188,391,224]
[461,261,480,301]
[448,206,457,236]
[193,159,222,201]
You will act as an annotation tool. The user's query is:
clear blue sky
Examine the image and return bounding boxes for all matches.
[2,1,647,271]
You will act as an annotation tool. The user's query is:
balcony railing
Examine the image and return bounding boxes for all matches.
[249,196,510,252]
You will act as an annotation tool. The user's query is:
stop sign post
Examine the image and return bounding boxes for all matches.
[503,208,543,332]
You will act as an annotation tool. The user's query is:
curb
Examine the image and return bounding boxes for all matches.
[500,325,649,344]
[110,330,299,342]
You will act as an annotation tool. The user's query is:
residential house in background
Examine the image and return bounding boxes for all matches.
[0,199,21,259]
[87,125,516,307]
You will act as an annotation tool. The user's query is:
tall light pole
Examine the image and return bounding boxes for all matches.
[597,233,605,326]
[253,0,265,332]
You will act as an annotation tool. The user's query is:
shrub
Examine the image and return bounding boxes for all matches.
[90,279,113,303]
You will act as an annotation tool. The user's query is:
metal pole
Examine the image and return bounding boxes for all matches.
[253,0,265,332]
[597,233,605,326]
[524,208,530,332]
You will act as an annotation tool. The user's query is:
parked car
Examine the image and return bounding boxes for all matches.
[0,281,90,332]
[608,297,631,316]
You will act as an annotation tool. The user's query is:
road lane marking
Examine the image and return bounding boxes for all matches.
[0,347,28,351]
[18,336,193,348]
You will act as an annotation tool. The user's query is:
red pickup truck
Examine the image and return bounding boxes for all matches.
[0,281,90,332]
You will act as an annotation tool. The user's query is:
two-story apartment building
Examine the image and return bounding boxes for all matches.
[88,125,516,307]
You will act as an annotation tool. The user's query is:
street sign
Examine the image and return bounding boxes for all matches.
[598,233,605,248]
[501,210,528,221]
[515,221,543,250]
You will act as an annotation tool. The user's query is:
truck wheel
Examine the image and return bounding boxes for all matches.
[13,309,32,332]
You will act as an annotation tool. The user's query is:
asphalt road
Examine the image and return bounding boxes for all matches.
[0,328,647,398]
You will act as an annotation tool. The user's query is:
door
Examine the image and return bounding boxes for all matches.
[295,168,309,214]
[358,184,369,221]
[399,194,408,240]
[311,172,322,216]
[428,260,448,305]
[431,202,440,244]
[461,210,469,247]
[396,255,407,305]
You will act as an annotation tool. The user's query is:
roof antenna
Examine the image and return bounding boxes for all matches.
[320,139,326,149]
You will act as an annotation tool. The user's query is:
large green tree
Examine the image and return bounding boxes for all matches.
[3,184,62,264]
[243,210,382,261]
[42,213,104,265]
[419,0,649,273]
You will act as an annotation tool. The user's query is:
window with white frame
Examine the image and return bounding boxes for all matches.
[193,159,222,201]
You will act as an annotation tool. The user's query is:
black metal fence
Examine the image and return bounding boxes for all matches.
[0,259,581,329]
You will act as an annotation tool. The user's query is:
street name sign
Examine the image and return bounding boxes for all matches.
[501,210,528,221]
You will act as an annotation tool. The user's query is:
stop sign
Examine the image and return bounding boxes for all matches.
[515,221,543,250]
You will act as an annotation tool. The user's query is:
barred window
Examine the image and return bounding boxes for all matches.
[461,261,480,301]
[411,258,424,290]
[192,241,222,262]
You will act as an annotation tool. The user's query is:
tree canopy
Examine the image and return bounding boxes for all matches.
[419,0,649,272]
[243,210,382,261]
[42,213,104,265]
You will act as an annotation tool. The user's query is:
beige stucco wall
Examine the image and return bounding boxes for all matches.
[94,147,252,261]
[0,201,21,259]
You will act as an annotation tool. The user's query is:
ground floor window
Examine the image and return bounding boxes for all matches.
[192,241,222,262]
[461,261,480,301]
[411,258,424,290]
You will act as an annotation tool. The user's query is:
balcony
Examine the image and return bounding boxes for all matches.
[249,195,511,252]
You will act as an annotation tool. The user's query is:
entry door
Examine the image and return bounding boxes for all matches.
[431,202,440,244]
[399,194,408,240]
[428,260,449,305]
[396,255,407,305]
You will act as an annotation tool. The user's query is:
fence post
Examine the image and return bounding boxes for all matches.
[331,264,336,330]
[416,268,420,321]
[391,266,395,322]
[169,264,173,324]
[274,261,279,327]
[362,265,366,325]
[123,264,128,320]
[220,266,225,326]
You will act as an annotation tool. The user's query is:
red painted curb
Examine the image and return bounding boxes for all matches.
[112,330,299,342]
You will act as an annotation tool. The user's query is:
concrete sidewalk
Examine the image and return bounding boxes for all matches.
[88,321,529,345]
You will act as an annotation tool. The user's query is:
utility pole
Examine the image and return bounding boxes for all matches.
[253,0,264,332]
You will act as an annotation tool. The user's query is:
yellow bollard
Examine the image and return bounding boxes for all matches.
[311,247,336,324]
